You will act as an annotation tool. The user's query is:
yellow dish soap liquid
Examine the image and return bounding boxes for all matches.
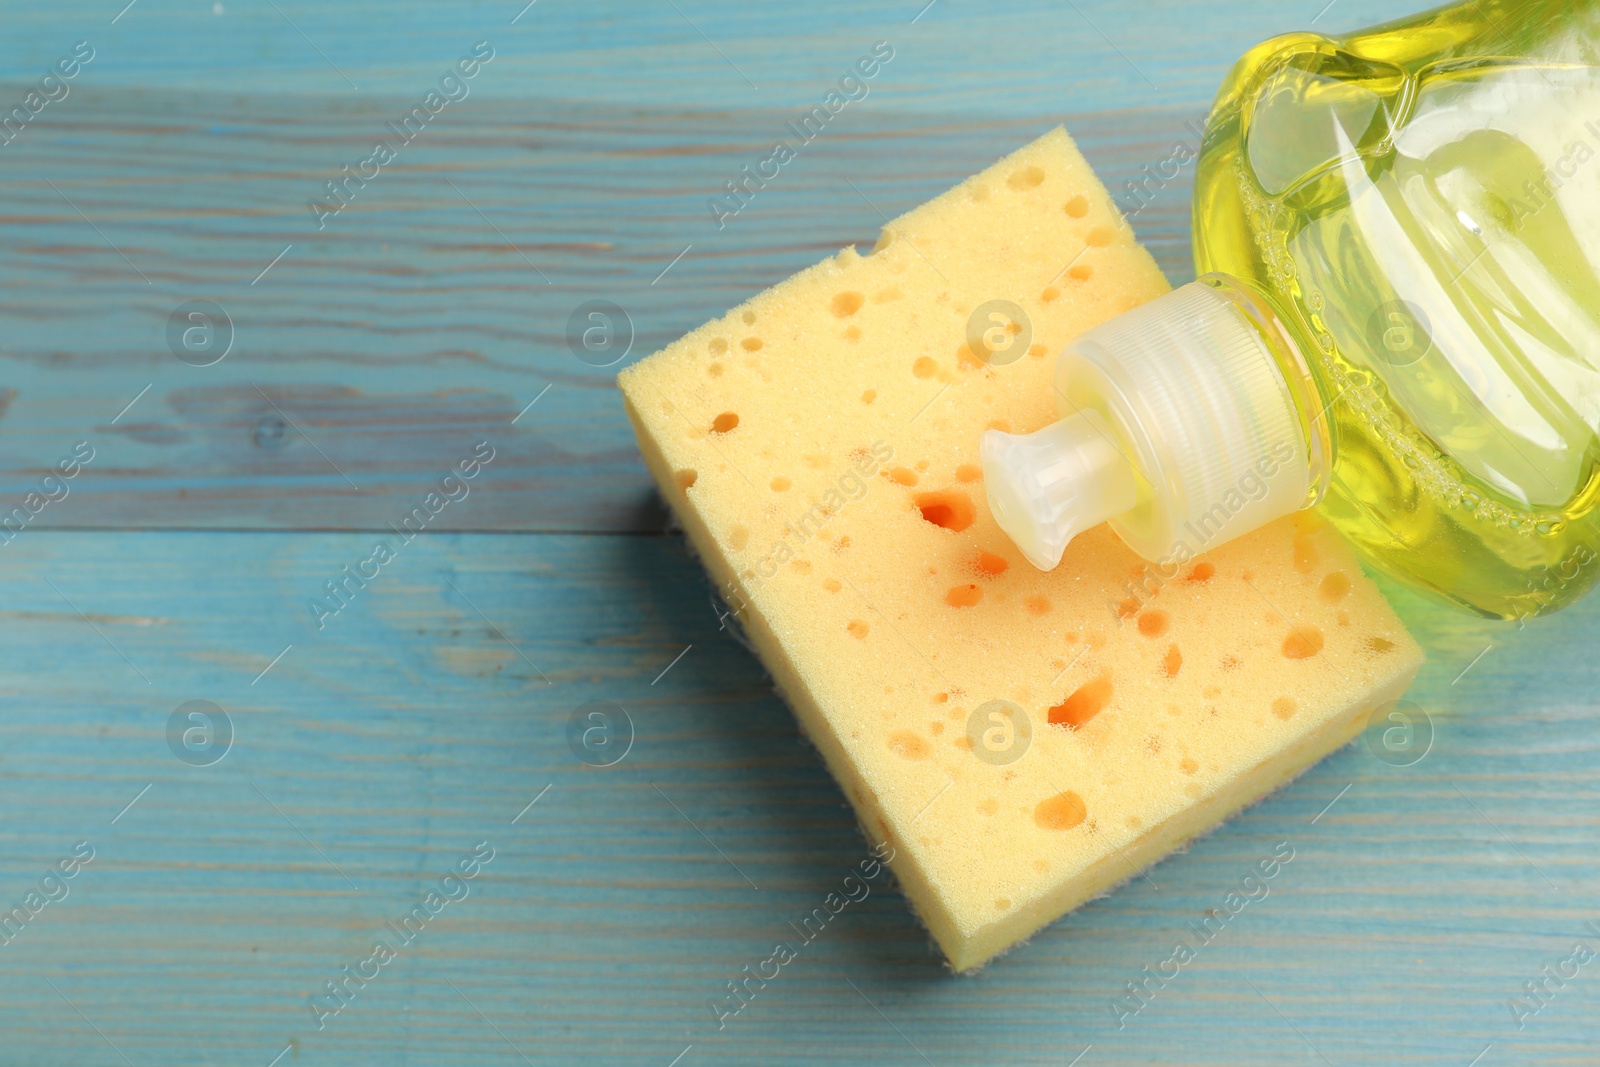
[984,0,1600,619]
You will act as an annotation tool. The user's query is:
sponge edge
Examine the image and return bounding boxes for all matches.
[619,127,1422,971]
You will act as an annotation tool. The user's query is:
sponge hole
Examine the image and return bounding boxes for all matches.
[741,336,764,351]
[1049,675,1113,729]
[1067,263,1094,282]
[887,730,930,760]
[915,489,976,532]
[1064,195,1090,217]
[1136,610,1170,637]
[945,584,982,607]
[1086,226,1114,247]
[1281,626,1324,659]
[711,412,740,434]
[913,356,938,379]
[831,291,865,318]
[972,550,1008,577]
[1034,790,1087,830]
[674,469,697,490]
[888,466,918,486]
[1007,164,1046,190]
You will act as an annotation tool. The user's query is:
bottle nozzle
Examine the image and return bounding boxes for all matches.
[980,278,1316,571]
[982,410,1139,570]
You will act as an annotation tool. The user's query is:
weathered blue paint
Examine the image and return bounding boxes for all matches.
[3,2,1595,1064]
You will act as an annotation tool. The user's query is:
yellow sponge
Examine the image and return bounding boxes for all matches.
[619,127,1422,971]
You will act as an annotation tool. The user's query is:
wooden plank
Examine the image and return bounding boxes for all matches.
[0,0,1400,532]
[0,95,1200,533]
[2,528,1596,1065]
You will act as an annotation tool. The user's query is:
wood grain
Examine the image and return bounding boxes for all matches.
[7,1,1596,1065]
[0,0,1400,532]
[0,531,1596,1065]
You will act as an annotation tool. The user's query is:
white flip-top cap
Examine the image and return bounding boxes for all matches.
[982,279,1312,569]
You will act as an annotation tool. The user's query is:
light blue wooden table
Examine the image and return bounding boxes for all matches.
[2,1,1597,1064]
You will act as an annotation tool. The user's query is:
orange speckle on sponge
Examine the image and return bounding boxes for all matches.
[888,731,931,760]
[1282,627,1325,660]
[946,584,983,608]
[888,467,919,486]
[916,490,976,532]
[1163,644,1183,678]
[1034,791,1088,830]
[1049,676,1113,729]
[1136,610,1170,638]
[974,550,1009,577]
[832,291,865,317]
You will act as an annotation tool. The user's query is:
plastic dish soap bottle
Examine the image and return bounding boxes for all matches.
[984,0,1600,620]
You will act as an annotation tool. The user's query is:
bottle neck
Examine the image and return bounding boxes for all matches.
[1196,273,1334,514]
[983,274,1329,570]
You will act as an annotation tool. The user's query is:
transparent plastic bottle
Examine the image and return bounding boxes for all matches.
[984,0,1600,619]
